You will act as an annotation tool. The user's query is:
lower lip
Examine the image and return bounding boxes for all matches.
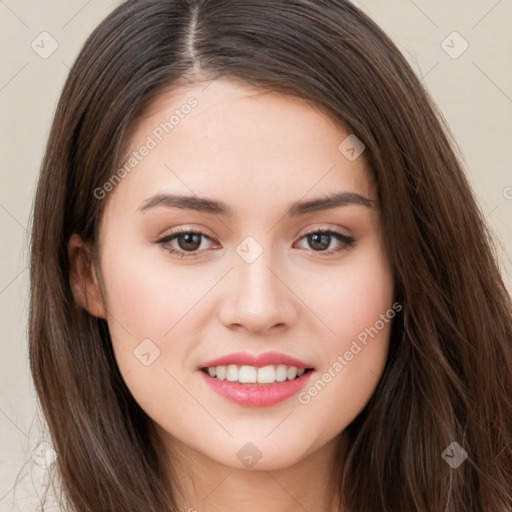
[199,370,313,407]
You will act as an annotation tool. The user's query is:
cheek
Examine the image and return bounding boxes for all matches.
[295,247,395,424]
[102,261,173,333]
[98,244,196,372]
[100,238,212,334]
[300,244,394,345]
[98,248,204,415]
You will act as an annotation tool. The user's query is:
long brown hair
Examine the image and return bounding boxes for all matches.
[27,0,512,510]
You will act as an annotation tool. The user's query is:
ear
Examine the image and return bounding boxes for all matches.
[68,234,107,319]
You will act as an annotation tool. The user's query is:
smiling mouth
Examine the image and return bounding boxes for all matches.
[200,364,315,385]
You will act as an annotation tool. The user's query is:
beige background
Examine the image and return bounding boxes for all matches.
[0,0,511,509]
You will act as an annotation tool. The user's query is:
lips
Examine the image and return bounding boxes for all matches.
[199,369,313,407]
[199,351,314,370]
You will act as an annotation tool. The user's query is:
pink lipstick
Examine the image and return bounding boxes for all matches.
[198,351,315,407]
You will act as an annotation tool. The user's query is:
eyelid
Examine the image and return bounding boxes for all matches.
[299,224,351,237]
[154,225,218,243]
[155,224,351,243]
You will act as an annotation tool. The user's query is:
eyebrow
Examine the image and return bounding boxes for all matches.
[138,191,375,217]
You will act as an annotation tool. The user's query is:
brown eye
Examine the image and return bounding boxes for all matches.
[307,233,331,251]
[296,229,355,255]
[175,232,202,251]
[155,229,216,259]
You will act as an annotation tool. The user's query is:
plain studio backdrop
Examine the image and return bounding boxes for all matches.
[0,0,511,509]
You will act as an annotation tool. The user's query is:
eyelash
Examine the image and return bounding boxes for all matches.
[155,227,356,259]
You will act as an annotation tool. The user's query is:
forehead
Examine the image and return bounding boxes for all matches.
[106,79,375,218]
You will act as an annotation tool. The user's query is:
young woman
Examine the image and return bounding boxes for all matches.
[25,0,512,510]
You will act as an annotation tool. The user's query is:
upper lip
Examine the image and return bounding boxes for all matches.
[200,351,314,370]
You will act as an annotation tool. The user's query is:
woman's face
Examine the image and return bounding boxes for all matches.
[73,79,395,471]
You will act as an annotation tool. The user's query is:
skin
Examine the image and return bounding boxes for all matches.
[68,79,395,512]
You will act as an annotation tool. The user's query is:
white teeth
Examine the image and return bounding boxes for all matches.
[238,365,257,383]
[257,365,276,384]
[287,366,298,380]
[226,364,238,382]
[204,364,309,384]
[275,364,288,382]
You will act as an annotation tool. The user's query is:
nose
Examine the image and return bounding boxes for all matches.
[218,250,298,334]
